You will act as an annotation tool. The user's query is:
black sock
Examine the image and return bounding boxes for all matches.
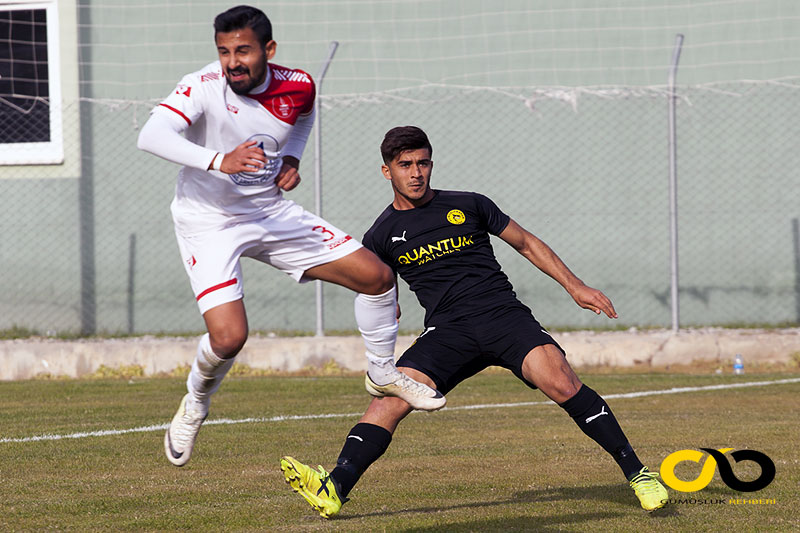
[330,422,392,498]
[559,384,644,479]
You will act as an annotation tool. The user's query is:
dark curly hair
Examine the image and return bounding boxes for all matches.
[214,5,272,46]
[380,126,433,164]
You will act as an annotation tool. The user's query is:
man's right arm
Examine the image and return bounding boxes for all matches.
[137,109,268,174]
[136,110,218,170]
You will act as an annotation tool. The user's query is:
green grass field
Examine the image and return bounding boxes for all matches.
[1,371,798,532]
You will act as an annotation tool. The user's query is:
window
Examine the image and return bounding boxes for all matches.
[0,1,63,165]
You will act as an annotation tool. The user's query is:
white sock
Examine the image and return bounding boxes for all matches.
[364,351,402,386]
[354,286,400,385]
[187,333,235,407]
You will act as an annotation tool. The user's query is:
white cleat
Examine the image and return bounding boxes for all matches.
[164,394,208,467]
[365,372,446,411]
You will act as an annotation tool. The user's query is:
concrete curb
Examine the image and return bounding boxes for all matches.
[2,328,799,380]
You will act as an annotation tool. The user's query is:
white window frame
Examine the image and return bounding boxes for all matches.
[0,0,63,165]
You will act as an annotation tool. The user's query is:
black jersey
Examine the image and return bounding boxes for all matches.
[363,190,527,325]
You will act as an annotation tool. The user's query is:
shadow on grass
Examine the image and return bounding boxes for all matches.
[341,482,678,529]
[398,512,624,532]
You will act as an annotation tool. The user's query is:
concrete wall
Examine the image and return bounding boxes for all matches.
[3,329,798,381]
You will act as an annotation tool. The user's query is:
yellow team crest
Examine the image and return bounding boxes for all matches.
[446,209,466,225]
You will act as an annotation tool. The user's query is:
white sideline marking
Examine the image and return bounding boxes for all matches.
[2,377,798,444]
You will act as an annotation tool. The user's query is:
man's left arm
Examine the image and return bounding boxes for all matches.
[498,218,618,318]
[275,99,316,191]
[275,155,301,191]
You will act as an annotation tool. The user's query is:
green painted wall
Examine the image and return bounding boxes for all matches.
[1,1,798,334]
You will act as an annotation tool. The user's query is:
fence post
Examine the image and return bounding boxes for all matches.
[127,233,136,334]
[78,5,96,336]
[313,41,339,337]
[792,218,800,323]
[668,34,684,332]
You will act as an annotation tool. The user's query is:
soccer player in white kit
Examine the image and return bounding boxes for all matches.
[137,5,445,467]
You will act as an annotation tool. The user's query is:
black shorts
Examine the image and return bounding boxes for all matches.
[396,305,565,395]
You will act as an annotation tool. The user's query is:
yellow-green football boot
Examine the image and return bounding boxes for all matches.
[629,467,668,511]
[280,456,347,519]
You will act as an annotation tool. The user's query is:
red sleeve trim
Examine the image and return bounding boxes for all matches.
[159,103,192,126]
[196,278,238,301]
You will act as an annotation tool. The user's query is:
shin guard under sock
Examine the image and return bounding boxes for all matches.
[331,423,393,497]
[355,288,400,385]
[559,384,644,479]
[187,333,235,405]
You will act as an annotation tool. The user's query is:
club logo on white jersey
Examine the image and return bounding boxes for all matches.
[272,95,294,119]
[391,231,407,243]
[176,84,191,97]
[230,133,282,186]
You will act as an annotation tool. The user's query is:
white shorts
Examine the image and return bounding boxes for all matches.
[175,200,362,314]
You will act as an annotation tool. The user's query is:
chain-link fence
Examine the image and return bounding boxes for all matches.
[1,81,798,336]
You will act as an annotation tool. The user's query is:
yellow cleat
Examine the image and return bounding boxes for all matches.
[280,456,346,519]
[365,372,446,411]
[629,467,669,512]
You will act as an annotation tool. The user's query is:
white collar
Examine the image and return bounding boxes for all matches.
[248,64,272,95]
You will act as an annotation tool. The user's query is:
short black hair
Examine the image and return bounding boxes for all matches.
[214,5,272,46]
[380,126,433,164]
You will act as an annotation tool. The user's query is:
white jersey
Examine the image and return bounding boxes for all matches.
[150,60,316,235]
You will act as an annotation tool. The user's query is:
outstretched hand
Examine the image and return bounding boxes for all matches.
[571,284,618,319]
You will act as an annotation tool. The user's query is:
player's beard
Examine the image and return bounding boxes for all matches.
[226,55,267,95]
[393,179,433,206]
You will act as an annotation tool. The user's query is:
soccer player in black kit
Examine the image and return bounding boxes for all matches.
[281,126,668,517]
